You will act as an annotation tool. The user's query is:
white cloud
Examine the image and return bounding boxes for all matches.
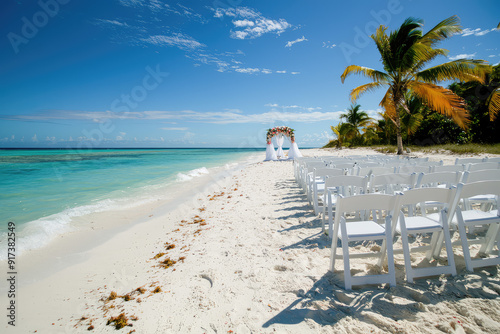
[460,28,497,37]
[261,69,272,74]
[214,7,291,39]
[322,41,337,49]
[267,103,322,113]
[96,19,129,27]
[142,33,204,50]
[276,70,286,74]
[291,72,300,75]
[448,53,477,61]
[11,109,345,125]
[235,67,260,74]
[286,36,307,48]
[32,134,37,142]
[233,19,255,27]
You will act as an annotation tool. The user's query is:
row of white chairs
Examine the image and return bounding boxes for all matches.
[292,155,500,290]
[330,181,500,290]
[313,169,500,220]
[455,156,500,164]
[295,158,500,208]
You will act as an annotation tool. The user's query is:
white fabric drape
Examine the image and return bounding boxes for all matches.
[287,142,303,159]
[265,142,277,161]
[276,134,285,159]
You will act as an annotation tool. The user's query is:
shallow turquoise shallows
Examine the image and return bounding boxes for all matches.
[0,148,261,256]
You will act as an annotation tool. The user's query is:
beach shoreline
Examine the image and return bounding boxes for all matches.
[2,147,500,333]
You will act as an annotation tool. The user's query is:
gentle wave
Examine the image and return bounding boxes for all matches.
[0,195,162,260]
[176,167,210,182]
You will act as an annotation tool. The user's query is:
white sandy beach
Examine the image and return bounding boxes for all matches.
[2,147,500,333]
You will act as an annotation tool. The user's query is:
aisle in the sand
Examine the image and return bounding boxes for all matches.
[265,126,303,161]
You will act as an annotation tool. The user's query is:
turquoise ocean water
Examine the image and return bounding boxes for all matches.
[0,148,262,258]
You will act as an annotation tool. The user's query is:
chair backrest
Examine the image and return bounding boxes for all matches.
[324,175,368,197]
[331,162,356,169]
[455,157,485,165]
[412,160,443,167]
[467,162,500,172]
[355,166,396,177]
[305,161,329,169]
[369,173,417,194]
[313,168,345,179]
[461,169,500,183]
[415,171,462,188]
[383,161,412,168]
[431,164,467,173]
[396,165,431,174]
[400,187,456,216]
[449,181,500,221]
[485,157,500,163]
[356,162,383,168]
[335,193,401,224]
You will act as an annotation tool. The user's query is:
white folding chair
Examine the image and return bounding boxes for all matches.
[396,188,457,283]
[368,173,417,195]
[467,162,500,172]
[330,193,401,290]
[461,170,500,211]
[449,181,500,272]
[455,157,486,165]
[432,164,467,173]
[323,175,369,236]
[396,165,432,174]
[311,168,345,215]
[355,166,396,177]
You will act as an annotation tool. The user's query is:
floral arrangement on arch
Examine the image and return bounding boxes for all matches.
[266,126,295,144]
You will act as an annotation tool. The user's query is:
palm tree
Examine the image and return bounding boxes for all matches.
[330,123,351,149]
[340,103,372,139]
[341,16,490,154]
[401,95,424,145]
[485,65,500,121]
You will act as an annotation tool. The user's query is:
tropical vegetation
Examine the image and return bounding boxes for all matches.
[335,15,495,154]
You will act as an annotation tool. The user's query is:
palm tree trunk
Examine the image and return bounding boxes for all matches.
[393,92,404,155]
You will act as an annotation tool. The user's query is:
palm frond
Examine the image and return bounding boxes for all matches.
[408,81,469,128]
[420,15,462,47]
[371,25,393,72]
[340,65,390,83]
[405,44,448,72]
[349,82,386,102]
[416,59,490,84]
[486,88,500,121]
[380,89,398,126]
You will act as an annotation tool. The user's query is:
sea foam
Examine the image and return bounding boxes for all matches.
[176,167,210,182]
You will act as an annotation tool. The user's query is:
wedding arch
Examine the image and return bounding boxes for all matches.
[265,126,303,161]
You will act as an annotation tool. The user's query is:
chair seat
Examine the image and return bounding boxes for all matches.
[468,194,496,202]
[339,220,386,239]
[397,216,442,233]
[315,182,325,192]
[450,210,499,226]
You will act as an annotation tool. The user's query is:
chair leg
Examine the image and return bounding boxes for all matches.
[400,230,414,284]
[386,233,397,287]
[441,211,457,277]
[480,223,500,254]
[427,231,441,260]
[340,221,352,290]
[456,211,474,272]
[330,235,338,272]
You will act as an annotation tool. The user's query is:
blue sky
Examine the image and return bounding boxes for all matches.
[0,0,499,148]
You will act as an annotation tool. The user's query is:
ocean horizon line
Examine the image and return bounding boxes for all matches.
[0,146,320,150]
